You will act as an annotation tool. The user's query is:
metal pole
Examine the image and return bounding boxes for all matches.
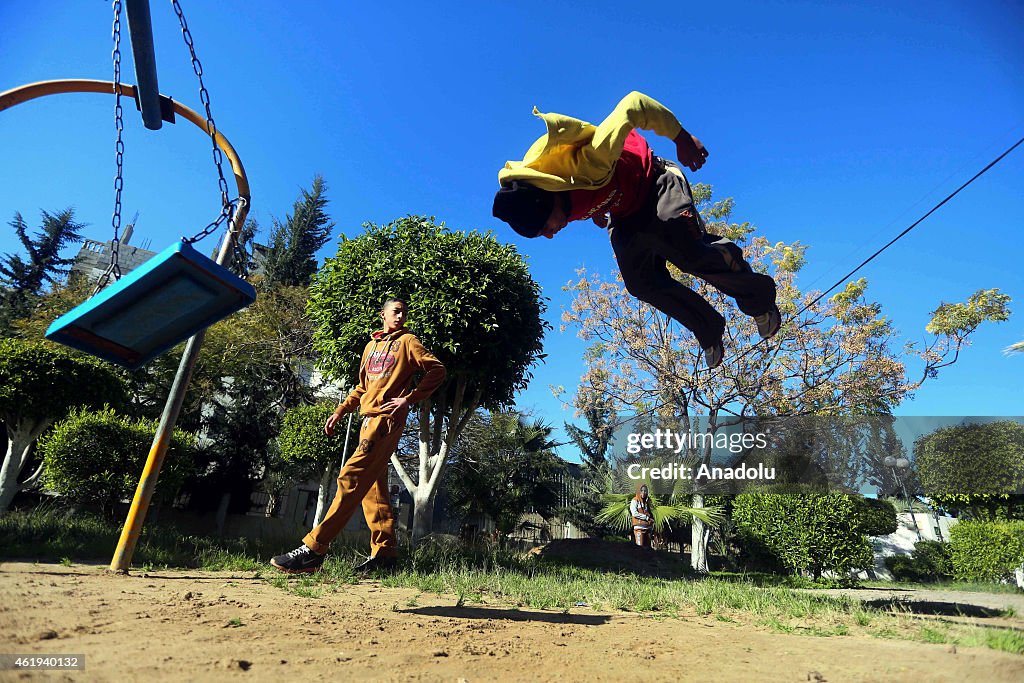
[109,210,245,571]
[124,0,162,130]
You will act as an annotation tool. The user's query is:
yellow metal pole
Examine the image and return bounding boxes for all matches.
[0,79,251,572]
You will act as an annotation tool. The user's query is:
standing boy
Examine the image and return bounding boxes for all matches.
[492,91,780,369]
[271,298,445,574]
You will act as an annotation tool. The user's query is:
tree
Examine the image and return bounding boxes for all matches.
[446,412,564,540]
[915,421,1024,520]
[562,183,1010,572]
[595,450,726,543]
[0,208,84,334]
[260,175,335,288]
[0,339,126,512]
[559,378,618,537]
[38,407,196,515]
[276,401,360,528]
[308,216,548,541]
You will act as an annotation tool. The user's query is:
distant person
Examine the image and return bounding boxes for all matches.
[630,484,654,548]
[492,91,780,369]
[271,298,446,574]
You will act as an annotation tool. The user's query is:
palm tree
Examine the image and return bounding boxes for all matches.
[448,412,565,540]
[596,456,725,539]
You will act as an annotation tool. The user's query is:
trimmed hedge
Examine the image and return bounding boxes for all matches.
[948,520,1024,582]
[39,407,197,512]
[733,490,886,582]
[884,540,953,582]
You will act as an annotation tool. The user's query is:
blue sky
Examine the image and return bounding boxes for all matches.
[2,2,1022,455]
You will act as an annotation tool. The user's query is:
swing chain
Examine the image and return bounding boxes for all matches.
[98,0,126,293]
[185,196,245,246]
[172,0,231,215]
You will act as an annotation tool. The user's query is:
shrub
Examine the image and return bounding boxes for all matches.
[39,407,197,513]
[884,540,953,582]
[948,520,1024,582]
[732,489,876,582]
[856,497,899,536]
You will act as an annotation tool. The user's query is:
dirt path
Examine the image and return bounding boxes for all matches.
[1,562,1022,682]
[807,587,1024,616]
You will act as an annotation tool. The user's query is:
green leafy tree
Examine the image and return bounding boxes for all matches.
[915,421,1024,520]
[38,407,196,515]
[277,401,359,528]
[260,175,335,288]
[0,208,84,334]
[447,412,565,540]
[308,216,548,541]
[0,339,126,512]
[562,183,1010,571]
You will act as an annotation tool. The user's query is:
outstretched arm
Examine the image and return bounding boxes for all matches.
[592,91,709,172]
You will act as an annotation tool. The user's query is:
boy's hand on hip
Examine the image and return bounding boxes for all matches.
[674,130,709,171]
[381,396,409,414]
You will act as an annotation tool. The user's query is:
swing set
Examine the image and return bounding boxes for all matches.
[0,0,254,571]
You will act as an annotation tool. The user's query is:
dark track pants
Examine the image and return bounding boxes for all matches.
[609,161,777,349]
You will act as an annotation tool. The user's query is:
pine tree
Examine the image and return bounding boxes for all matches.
[0,208,84,334]
[261,175,334,288]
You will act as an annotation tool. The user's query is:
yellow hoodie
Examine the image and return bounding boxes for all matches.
[334,328,446,418]
[498,91,684,192]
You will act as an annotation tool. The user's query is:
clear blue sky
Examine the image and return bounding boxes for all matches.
[2,2,1022,456]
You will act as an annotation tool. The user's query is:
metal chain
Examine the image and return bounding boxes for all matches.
[97,0,126,292]
[188,196,245,245]
[172,0,236,245]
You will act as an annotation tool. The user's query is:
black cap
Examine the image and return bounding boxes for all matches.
[492,181,554,238]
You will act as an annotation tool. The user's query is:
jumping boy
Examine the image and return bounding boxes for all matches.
[271,298,445,574]
[492,91,780,369]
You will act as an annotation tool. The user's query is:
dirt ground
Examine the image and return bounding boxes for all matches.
[1,562,1023,682]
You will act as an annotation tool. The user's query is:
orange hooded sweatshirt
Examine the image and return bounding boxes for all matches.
[334,328,446,418]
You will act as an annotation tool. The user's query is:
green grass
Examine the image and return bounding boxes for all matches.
[0,506,270,570]
[4,508,1023,655]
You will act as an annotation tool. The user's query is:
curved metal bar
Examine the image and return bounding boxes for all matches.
[0,79,250,205]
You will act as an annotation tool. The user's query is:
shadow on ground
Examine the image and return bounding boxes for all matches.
[401,605,611,625]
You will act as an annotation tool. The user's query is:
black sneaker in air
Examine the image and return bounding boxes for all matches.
[754,306,781,340]
[270,545,325,574]
[703,342,724,370]
[353,555,398,576]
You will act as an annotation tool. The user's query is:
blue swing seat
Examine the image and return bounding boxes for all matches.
[46,240,256,370]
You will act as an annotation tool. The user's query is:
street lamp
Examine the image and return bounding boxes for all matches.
[884,456,920,540]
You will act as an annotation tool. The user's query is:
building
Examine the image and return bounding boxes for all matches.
[69,223,158,282]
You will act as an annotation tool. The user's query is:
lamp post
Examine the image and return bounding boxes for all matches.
[884,456,921,541]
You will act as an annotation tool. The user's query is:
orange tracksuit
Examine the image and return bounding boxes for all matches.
[303,328,445,557]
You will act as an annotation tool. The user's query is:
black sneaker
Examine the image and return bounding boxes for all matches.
[754,306,781,340]
[271,545,325,574]
[703,342,724,370]
[353,555,398,575]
